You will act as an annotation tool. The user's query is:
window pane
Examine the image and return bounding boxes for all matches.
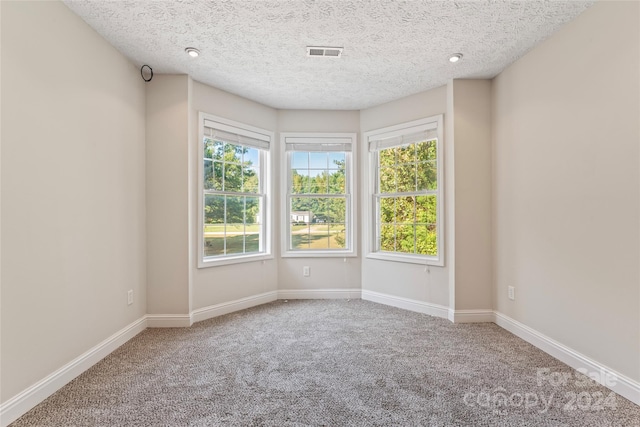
[315,198,330,223]
[396,224,415,254]
[245,227,261,253]
[379,148,395,167]
[203,194,225,257]
[379,197,395,223]
[290,196,322,250]
[396,144,415,164]
[225,196,244,227]
[292,152,308,169]
[204,232,224,257]
[417,161,437,190]
[328,169,345,194]
[223,163,242,192]
[213,140,224,160]
[225,196,245,255]
[292,169,309,194]
[416,140,437,162]
[203,159,214,190]
[327,198,346,224]
[290,222,310,250]
[396,162,417,193]
[308,170,326,193]
[204,194,225,225]
[224,143,242,163]
[379,167,396,193]
[309,222,330,250]
[329,223,346,248]
[290,198,313,223]
[309,152,327,169]
[204,138,214,159]
[213,162,224,190]
[380,224,395,251]
[328,152,345,169]
[245,196,261,254]
[416,195,437,224]
[243,147,259,168]
[204,161,223,191]
[417,224,438,256]
[307,174,320,193]
[245,196,260,226]
[224,231,244,255]
[243,167,259,193]
[395,196,415,223]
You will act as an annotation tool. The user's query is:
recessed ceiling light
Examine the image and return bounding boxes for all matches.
[449,53,463,63]
[185,47,200,58]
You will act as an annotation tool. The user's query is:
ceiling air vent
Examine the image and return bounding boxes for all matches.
[306,46,343,58]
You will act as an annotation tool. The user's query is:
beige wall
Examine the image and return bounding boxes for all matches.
[1,0,147,403]
[146,75,191,314]
[449,80,493,311]
[190,81,279,309]
[277,110,362,291]
[360,87,450,307]
[492,1,639,381]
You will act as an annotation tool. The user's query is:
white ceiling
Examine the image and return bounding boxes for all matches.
[63,0,594,110]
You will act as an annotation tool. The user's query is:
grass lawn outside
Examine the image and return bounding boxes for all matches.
[204,223,346,254]
[204,223,260,234]
[290,223,345,250]
[205,233,260,256]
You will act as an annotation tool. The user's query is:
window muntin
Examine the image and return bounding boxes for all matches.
[282,134,356,256]
[199,114,271,267]
[368,116,443,265]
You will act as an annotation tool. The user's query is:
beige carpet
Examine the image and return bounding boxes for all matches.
[10,299,640,426]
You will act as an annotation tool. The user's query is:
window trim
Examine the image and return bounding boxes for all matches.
[198,112,274,268]
[365,115,444,266]
[280,132,357,258]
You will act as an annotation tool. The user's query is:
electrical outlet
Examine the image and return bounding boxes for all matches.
[127,290,134,305]
[508,286,515,301]
[303,266,310,277]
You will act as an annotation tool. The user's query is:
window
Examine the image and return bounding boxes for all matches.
[199,113,272,267]
[366,115,444,266]
[281,133,356,257]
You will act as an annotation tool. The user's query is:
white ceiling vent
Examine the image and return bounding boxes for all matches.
[306,46,343,58]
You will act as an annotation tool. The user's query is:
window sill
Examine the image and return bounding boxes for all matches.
[198,253,273,268]
[281,251,357,259]
[366,251,443,267]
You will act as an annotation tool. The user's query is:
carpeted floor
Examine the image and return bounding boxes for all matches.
[10,299,640,426]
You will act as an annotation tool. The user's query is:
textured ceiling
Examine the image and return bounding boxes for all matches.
[63,0,594,110]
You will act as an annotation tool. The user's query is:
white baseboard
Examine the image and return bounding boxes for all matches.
[191,291,278,324]
[5,296,637,427]
[278,288,361,300]
[144,289,362,326]
[494,311,640,406]
[146,314,192,328]
[448,308,494,323]
[361,289,449,319]
[0,316,147,427]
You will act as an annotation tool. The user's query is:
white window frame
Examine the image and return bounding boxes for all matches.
[198,112,273,268]
[281,132,357,258]
[365,115,444,266]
